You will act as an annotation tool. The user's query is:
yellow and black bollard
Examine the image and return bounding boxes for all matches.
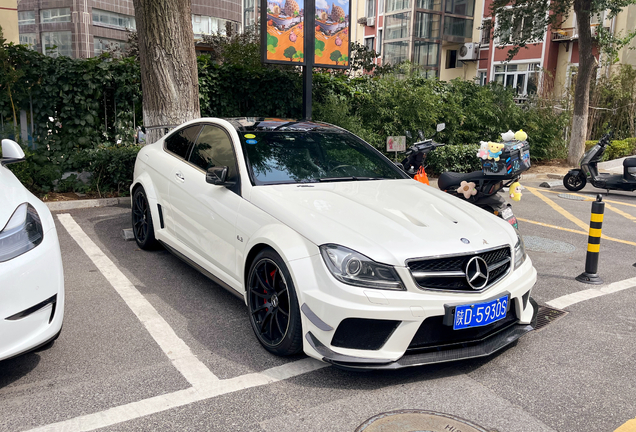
[576,194,605,284]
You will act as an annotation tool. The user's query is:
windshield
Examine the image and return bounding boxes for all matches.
[240,131,407,185]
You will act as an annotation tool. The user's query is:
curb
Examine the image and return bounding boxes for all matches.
[521,173,565,180]
[45,197,131,211]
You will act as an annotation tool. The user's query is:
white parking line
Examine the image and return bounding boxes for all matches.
[26,358,326,432]
[56,213,218,387]
[45,213,327,432]
[546,276,636,309]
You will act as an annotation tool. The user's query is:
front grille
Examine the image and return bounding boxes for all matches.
[407,246,512,292]
[407,300,519,351]
[331,318,400,351]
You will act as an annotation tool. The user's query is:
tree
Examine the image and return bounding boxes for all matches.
[284,46,297,61]
[489,0,636,165]
[330,49,342,65]
[132,0,200,143]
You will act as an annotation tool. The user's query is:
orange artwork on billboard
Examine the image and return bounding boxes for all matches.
[314,0,349,67]
[265,0,305,64]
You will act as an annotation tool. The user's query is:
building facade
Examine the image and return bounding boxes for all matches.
[358,0,482,80]
[358,0,636,95]
[17,0,242,59]
[1,0,19,43]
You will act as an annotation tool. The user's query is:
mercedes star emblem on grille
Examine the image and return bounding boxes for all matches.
[465,256,489,290]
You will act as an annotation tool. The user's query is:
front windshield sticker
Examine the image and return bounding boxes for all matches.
[246,139,258,144]
[244,134,256,139]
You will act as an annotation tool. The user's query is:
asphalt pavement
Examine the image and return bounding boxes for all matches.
[1,178,636,432]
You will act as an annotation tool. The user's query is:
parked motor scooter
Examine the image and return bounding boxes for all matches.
[401,125,529,228]
[563,133,636,192]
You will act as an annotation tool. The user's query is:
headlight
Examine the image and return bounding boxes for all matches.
[514,235,526,270]
[320,244,405,290]
[0,203,44,262]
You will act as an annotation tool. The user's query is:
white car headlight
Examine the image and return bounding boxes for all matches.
[320,244,405,290]
[0,203,44,262]
[514,235,526,270]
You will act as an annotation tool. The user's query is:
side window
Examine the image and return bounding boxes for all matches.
[189,125,239,182]
[164,125,202,159]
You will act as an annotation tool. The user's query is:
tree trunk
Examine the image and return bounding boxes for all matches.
[568,0,596,166]
[133,0,200,144]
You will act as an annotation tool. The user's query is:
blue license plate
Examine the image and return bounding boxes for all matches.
[453,294,509,330]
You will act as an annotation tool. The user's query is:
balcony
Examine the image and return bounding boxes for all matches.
[552,24,601,42]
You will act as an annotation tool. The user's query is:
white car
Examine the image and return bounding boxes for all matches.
[0,139,64,361]
[131,118,537,369]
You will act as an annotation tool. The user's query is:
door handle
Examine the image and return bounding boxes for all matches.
[175,172,185,182]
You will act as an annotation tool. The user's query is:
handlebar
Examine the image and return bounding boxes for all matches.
[599,131,613,146]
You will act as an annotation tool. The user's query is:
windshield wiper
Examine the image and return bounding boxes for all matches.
[318,176,384,182]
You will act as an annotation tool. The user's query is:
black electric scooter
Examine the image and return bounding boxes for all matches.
[564,133,636,192]
[400,127,523,228]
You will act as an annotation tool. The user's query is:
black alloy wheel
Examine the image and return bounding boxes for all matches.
[247,250,302,356]
[132,187,158,249]
[563,172,587,192]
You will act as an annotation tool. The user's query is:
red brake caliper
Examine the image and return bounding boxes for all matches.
[264,269,277,311]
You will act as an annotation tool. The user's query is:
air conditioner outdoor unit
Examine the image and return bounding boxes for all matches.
[366,16,375,27]
[457,42,478,61]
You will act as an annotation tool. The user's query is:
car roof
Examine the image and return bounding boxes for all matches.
[224,118,341,133]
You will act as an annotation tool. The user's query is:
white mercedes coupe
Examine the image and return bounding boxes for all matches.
[0,139,64,361]
[131,118,537,369]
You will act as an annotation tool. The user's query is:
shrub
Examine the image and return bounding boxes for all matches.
[426,144,481,175]
[605,140,633,161]
[585,140,598,151]
[624,138,636,155]
[79,145,141,196]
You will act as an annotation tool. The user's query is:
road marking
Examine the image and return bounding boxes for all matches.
[26,358,326,432]
[49,213,328,432]
[538,189,636,209]
[525,187,636,246]
[517,218,588,235]
[605,203,636,223]
[547,276,636,309]
[57,213,219,386]
[525,187,590,231]
[615,417,636,432]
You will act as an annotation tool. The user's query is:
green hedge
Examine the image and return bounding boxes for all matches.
[584,138,636,161]
[426,144,481,175]
[9,145,140,196]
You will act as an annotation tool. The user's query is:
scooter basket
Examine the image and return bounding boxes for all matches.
[481,140,531,178]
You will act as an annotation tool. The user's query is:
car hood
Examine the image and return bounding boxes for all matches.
[0,166,30,229]
[250,179,517,266]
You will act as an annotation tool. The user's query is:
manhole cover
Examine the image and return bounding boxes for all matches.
[355,410,489,432]
[557,193,587,201]
[524,236,575,253]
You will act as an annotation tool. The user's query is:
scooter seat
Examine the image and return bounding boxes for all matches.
[623,157,636,168]
[438,171,491,191]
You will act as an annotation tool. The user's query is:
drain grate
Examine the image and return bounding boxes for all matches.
[524,236,576,254]
[557,193,587,201]
[535,305,568,330]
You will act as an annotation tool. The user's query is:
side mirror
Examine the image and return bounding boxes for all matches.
[1,139,26,166]
[206,166,228,185]
[394,162,405,171]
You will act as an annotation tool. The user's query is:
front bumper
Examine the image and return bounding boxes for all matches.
[288,253,537,369]
[0,226,65,361]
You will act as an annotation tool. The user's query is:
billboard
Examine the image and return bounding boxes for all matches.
[314,0,350,68]
[262,0,306,65]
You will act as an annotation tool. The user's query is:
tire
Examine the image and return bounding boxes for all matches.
[246,249,303,356]
[132,187,159,250]
[563,172,586,192]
